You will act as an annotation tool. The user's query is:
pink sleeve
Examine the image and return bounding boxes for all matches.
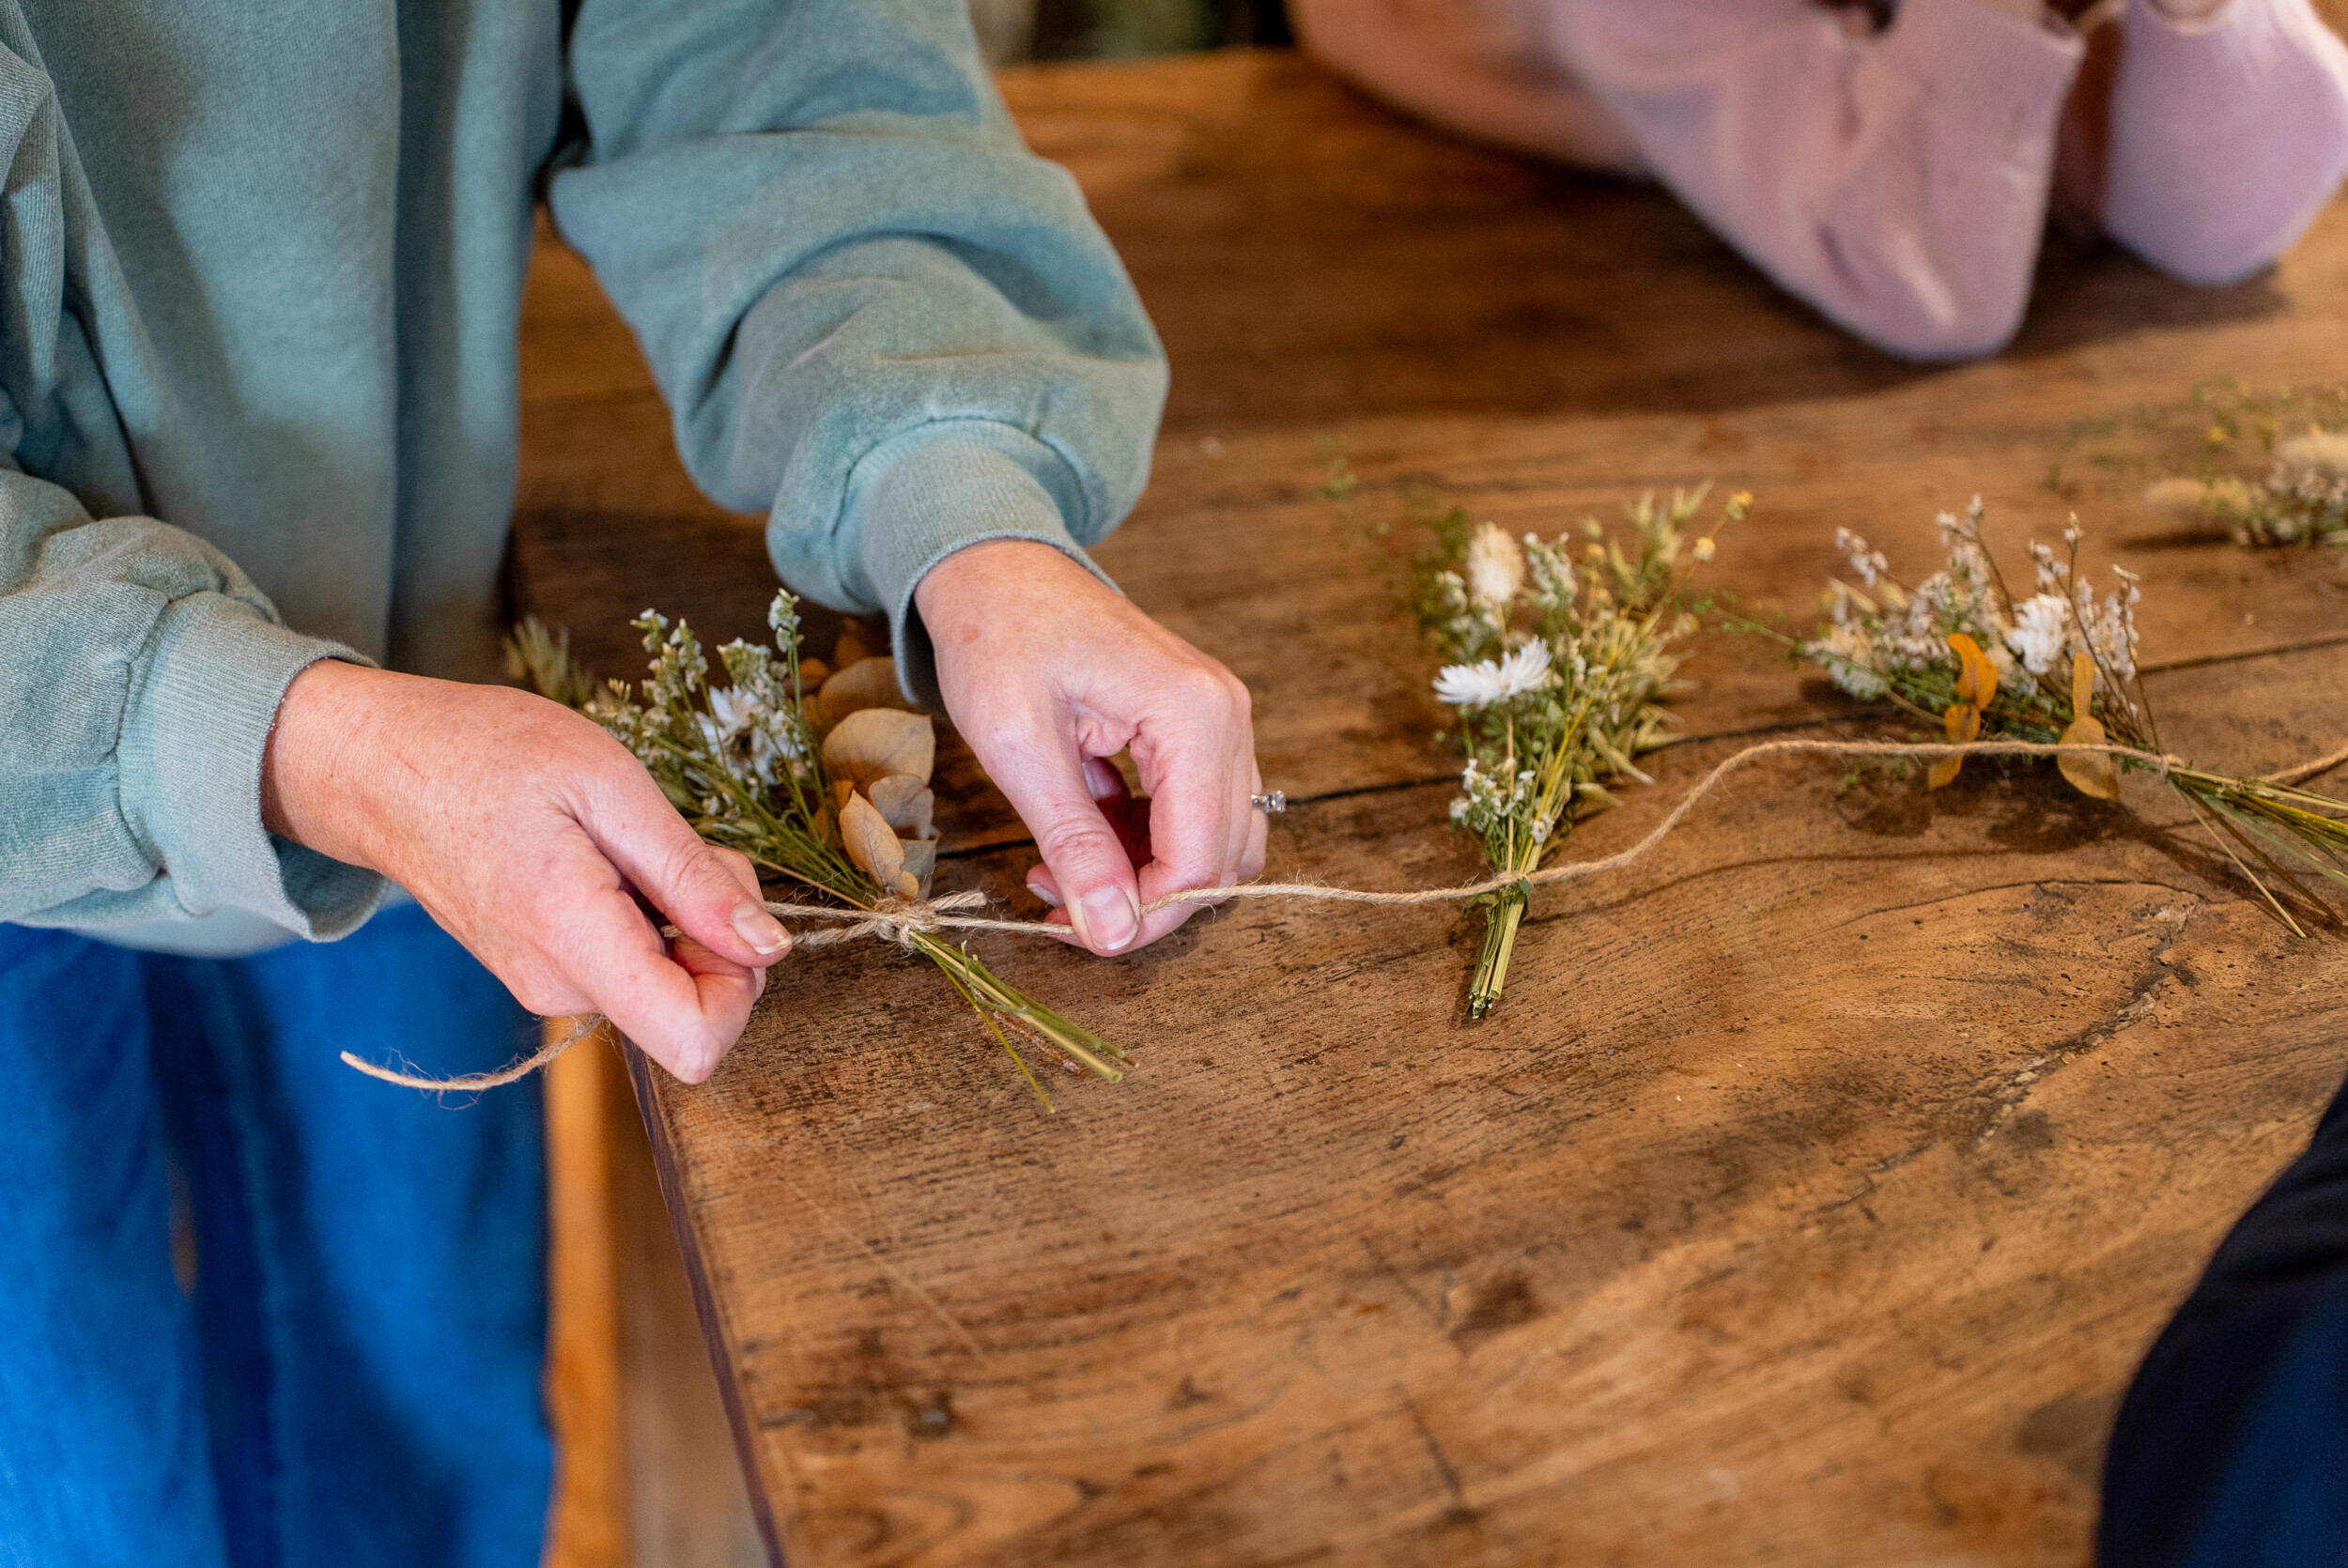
[1289,0,1649,172]
[1556,0,2083,360]
[2102,0,2348,285]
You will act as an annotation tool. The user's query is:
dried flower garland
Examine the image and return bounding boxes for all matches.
[345,479,2348,1100]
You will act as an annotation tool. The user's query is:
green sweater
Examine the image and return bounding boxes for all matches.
[0,0,1166,954]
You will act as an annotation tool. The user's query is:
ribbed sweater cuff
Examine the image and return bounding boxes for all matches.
[1882,0,2084,124]
[116,592,385,938]
[848,424,1120,710]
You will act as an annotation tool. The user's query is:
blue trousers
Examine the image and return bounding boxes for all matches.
[2102,1067,2348,1566]
[0,906,550,1568]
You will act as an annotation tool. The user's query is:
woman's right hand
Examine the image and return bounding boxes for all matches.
[260,660,792,1083]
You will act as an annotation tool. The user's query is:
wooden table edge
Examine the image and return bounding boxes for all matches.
[621,1038,789,1568]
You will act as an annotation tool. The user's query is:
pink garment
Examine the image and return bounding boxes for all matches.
[1290,0,2348,360]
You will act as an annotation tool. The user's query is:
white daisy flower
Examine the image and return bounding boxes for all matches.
[1433,638,1553,707]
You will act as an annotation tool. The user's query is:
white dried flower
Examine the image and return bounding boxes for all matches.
[1465,522,1526,608]
[1836,527,1889,588]
[2276,430,2348,476]
[1805,623,1888,699]
[1936,498,1988,547]
[2004,592,2069,675]
[704,684,760,739]
[1433,638,1553,707]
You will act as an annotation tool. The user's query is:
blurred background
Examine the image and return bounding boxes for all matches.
[967,0,1292,64]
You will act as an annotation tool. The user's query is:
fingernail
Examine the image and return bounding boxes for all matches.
[1075,885,1140,952]
[733,903,790,957]
[1026,872,1063,908]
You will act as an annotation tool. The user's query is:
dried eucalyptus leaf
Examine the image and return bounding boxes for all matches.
[868,773,937,839]
[797,656,831,687]
[840,792,905,891]
[825,708,935,789]
[898,838,937,899]
[833,626,873,669]
[817,657,913,727]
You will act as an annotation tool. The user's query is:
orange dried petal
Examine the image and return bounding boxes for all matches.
[1929,700,1979,790]
[1947,633,1998,710]
[2058,715,2120,800]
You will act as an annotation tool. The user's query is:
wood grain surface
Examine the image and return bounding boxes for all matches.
[512,47,2348,1568]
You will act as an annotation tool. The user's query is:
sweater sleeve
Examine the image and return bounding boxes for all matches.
[0,41,380,941]
[2102,0,2348,285]
[0,469,383,937]
[1554,0,2084,360]
[546,0,1168,705]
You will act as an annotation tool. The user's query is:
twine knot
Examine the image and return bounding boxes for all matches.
[789,889,992,950]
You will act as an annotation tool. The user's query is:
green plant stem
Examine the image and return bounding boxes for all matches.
[1468,885,1529,1020]
[909,933,1129,1106]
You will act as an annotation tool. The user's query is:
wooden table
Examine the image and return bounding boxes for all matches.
[515,47,2348,1568]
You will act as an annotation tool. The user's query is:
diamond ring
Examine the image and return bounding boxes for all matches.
[1250,791,1286,814]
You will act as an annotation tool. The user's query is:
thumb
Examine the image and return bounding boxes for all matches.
[997,745,1145,956]
[582,776,792,967]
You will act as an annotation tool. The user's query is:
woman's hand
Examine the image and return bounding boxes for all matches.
[916,540,1267,955]
[261,662,791,1083]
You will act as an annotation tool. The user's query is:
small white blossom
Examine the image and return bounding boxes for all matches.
[1805,623,1888,700]
[1465,522,1527,608]
[2278,430,2348,476]
[705,684,760,738]
[1985,638,2018,687]
[1836,527,1889,588]
[2004,592,2069,675]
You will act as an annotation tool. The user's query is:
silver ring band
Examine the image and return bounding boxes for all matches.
[1250,791,1286,814]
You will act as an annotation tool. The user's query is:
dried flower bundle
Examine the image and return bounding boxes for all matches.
[1792,501,2348,932]
[1417,487,1747,1016]
[2046,379,2348,550]
[507,594,1127,1111]
[2142,425,2348,547]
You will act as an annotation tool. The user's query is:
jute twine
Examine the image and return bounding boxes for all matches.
[341,732,2348,1094]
